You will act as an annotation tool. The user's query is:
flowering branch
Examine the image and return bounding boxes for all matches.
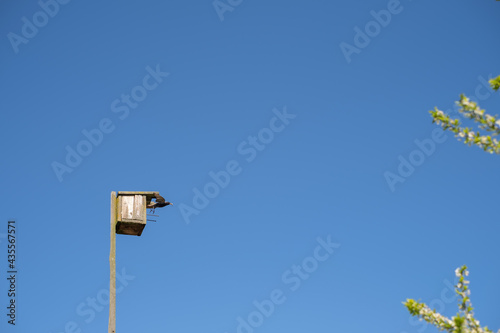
[429,75,500,154]
[404,265,499,333]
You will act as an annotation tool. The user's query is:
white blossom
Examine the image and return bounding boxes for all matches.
[406,266,497,333]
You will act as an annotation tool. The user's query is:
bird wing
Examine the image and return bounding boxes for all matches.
[154,193,166,204]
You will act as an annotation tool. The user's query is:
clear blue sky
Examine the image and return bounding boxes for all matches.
[1,1,499,332]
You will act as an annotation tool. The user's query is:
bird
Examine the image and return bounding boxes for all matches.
[147,193,173,213]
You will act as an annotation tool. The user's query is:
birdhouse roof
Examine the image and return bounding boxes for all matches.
[117,191,159,203]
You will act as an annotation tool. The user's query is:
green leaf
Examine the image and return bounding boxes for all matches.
[489,75,500,91]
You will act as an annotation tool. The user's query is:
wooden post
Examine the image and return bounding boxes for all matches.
[109,192,117,333]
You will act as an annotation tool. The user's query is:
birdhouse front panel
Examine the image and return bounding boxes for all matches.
[119,195,145,221]
[116,194,147,236]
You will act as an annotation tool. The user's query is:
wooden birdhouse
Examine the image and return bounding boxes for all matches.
[115,191,158,236]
